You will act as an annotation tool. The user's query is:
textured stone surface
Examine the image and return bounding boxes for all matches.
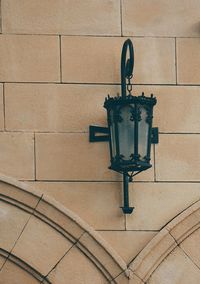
[35,133,154,181]
[147,247,200,284]
[77,232,123,279]
[62,36,175,84]
[35,196,85,240]
[0,1,199,283]
[154,86,200,133]
[4,83,111,132]
[0,177,128,283]
[0,84,4,130]
[0,180,42,209]
[134,85,200,133]
[0,35,60,82]
[156,134,200,181]
[180,228,200,268]
[6,83,200,134]
[127,182,200,230]
[114,272,144,284]
[0,256,6,269]
[130,229,176,281]
[2,0,121,36]
[0,259,40,284]
[5,84,200,134]
[35,133,119,181]
[99,231,156,263]
[177,38,200,84]
[30,182,200,231]
[48,245,108,284]
[0,201,31,252]
[0,133,34,180]
[166,201,200,244]
[122,0,200,37]
[128,202,200,283]
[12,216,73,275]
[29,182,125,230]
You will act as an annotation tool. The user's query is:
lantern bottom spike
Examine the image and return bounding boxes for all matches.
[121,206,134,214]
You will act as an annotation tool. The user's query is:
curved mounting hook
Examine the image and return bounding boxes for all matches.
[121,39,134,99]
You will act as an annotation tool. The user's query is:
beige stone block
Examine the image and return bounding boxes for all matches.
[77,233,122,279]
[5,84,200,134]
[177,38,200,84]
[0,132,34,180]
[35,197,84,240]
[0,84,4,130]
[0,260,39,284]
[166,201,200,244]
[2,0,121,36]
[168,214,200,245]
[0,35,60,82]
[29,182,126,230]
[0,201,31,252]
[4,83,115,132]
[0,181,42,209]
[156,134,200,181]
[130,229,176,281]
[134,85,200,133]
[99,231,156,263]
[193,207,200,221]
[0,256,6,269]
[12,216,73,275]
[35,133,118,181]
[114,273,144,284]
[48,245,107,284]
[35,133,153,181]
[62,37,175,84]
[122,0,200,37]
[180,228,200,268]
[126,182,200,230]
[147,247,200,284]
[129,275,144,284]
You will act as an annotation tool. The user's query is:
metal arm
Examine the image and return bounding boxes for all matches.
[121,39,134,99]
[121,173,134,214]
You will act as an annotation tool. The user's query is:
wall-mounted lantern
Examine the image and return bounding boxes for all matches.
[89,39,158,214]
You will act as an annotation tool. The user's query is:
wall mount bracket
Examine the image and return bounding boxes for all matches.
[89,125,159,144]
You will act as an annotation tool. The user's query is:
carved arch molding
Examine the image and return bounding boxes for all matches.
[0,175,200,284]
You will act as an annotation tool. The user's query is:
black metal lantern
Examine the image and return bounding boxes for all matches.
[89,39,158,214]
[104,92,157,174]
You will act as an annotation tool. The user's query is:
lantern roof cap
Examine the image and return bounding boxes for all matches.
[104,93,157,110]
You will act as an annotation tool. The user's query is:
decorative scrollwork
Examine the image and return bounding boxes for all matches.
[114,154,125,163]
[144,105,153,124]
[130,106,141,122]
[130,153,140,161]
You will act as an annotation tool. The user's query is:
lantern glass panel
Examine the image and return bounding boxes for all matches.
[118,105,135,160]
[138,106,149,159]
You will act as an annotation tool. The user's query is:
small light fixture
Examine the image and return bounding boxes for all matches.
[89,39,158,214]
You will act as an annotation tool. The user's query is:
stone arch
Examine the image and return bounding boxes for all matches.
[129,198,200,283]
[0,174,130,283]
[0,248,51,283]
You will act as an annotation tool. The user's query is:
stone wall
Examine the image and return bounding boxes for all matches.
[0,1,200,283]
